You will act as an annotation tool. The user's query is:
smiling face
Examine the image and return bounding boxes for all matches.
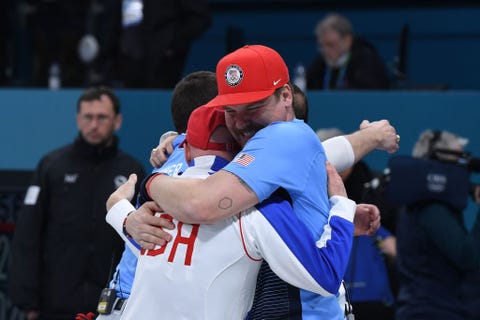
[223,85,294,147]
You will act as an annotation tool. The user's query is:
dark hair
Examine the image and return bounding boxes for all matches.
[77,86,121,114]
[273,82,309,123]
[292,83,309,123]
[315,13,354,38]
[171,71,218,133]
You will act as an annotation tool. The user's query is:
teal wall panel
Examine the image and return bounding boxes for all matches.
[1,89,479,177]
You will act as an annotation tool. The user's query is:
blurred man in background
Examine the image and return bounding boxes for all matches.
[8,87,146,320]
[307,12,390,90]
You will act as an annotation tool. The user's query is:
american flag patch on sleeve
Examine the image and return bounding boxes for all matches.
[233,153,255,166]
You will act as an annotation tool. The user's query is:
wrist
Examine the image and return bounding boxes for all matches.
[106,193,124,211]
[123,211,134,238]
[365,125,383,149]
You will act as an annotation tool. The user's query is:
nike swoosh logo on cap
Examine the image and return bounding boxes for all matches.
[273,79,281,85]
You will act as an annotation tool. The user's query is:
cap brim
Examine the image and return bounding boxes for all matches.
[204,89,275,108]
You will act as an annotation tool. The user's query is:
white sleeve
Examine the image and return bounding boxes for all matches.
[240,195,355,296]
[106,199,141,257]
[322,136,355,172]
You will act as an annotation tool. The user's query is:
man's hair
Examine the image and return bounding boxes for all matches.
[77,86,120,114]
[315,12,353,38]
[292,84,309,123]
[171,71,218,133]
[273,83,309,123]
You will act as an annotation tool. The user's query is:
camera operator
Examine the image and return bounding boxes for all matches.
[394,129,480,320]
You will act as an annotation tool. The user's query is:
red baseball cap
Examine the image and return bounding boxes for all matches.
[183,105,240,151]
[204,45,290,108]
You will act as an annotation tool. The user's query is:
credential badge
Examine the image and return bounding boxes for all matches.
[225,64,243,87]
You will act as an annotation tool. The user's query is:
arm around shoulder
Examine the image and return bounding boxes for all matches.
[148,170,259,224]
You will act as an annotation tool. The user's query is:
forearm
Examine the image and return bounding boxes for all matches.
[148,171,258,224]
[344,127,381,163]
[148,175,208,223]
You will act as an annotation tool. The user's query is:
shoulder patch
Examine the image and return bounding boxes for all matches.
[233,153,255,167]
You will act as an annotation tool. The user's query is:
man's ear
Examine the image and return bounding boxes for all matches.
[345,34,353,50]
[281,85,294,118]
[281,84,293,102]
[114,114,123,131]
[75,113,82,130]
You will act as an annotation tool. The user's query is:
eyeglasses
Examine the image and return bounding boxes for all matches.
[80,114,114,124]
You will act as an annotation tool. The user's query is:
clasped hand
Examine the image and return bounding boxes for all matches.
[106,173,174,250]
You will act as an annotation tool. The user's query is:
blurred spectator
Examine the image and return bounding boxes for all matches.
[87,0,123,87]
[29,1,89,87]
[120,0,211,88]
[317,128,397,320]
[306,13,390,90]
[8,87,146,320]
[27,0,123,88]
[394,129,480,320]
[25,0,210,88]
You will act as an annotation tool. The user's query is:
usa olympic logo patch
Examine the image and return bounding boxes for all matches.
[225,64,243,86]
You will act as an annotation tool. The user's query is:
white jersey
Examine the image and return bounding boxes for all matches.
[106,155,355,320]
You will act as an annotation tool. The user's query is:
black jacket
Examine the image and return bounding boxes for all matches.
[396,203,466,320]
[122,0,211,88]
[307,36,390,90]
[8,135,146,319]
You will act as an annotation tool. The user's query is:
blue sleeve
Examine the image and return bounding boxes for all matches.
[151,135,188,176]
[243,195,355,295]
[224,120,331,237]
[375,226,393,240]
[110,244,138,298]
[223,121,325,202]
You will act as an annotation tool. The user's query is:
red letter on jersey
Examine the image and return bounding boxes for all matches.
[168,222,199,266]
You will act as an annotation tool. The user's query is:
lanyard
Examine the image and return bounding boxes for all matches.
[323,53,350,90]
[323,64,348,90]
